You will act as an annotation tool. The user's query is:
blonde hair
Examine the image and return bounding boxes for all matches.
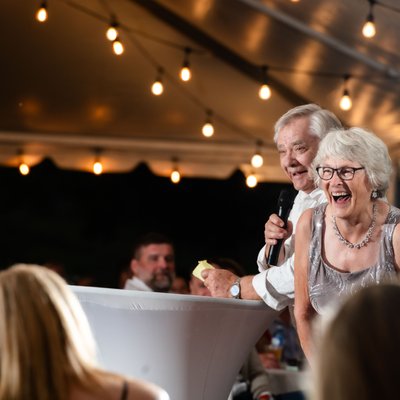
[0,264,101,400]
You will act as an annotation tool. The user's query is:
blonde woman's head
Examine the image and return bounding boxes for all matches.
[0,264,99,400]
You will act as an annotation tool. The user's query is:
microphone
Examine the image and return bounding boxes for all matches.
[267,189,296,266]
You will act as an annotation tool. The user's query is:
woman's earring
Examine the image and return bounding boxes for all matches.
[371,190,378,200]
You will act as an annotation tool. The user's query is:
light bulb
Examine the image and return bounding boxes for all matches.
[180,66,191,82]
[258,84,271,100]
[36,4,48,22]
[362,20,376,38]
[151,80,163,96]
[340,91,352,111]
[112,38,124,55]
[202,122,214,137]
[246,174,258,188]
[106,25,118,41]
[171,170,181,183]
[93,161,103,175]
[251,153,264,168]
[19,162,30,175]
[180,48,192,82]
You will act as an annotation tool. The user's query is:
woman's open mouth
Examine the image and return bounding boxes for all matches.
[332,192,351,204]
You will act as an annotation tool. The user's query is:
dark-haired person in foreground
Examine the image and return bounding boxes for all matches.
[312,283,400,400]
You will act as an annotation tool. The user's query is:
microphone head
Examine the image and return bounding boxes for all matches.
[277,189,296,208]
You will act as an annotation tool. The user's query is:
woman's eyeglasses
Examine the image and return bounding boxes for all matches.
[316,166,365,181]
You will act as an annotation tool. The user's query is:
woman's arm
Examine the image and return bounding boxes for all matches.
[392,222,400,272]
[294,208,316,363]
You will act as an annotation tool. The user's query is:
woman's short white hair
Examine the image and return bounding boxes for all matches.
[311,127,392,197]
[274,103,342,143]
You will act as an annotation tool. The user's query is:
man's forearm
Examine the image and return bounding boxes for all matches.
[240,275,262,300]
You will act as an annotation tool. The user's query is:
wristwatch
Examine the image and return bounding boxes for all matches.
[229,278,241,299]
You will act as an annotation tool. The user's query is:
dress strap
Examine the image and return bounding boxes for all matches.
[120,380,128,400]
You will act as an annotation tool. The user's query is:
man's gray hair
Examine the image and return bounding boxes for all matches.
[274,104,343,143]
[312,127,392,197]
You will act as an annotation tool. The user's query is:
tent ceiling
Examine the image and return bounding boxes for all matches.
[1,0,400,181]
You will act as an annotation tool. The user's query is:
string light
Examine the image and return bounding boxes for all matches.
[112,36,124,55]
[362,0,376,38]
[92,149,103,175]
[180,47,192,82]
[339,74,352,111]
[151,68,164,96]
[202,110,214,138]
[28,0,400,127]
[106,19,119,42]
[251,140,264,168]
[170,157,181,183]
[19,162,30,175]
[29,0,400,140]
[258,66,271,100]
[246,172,258,188]
[35,1,48,23]
[93,161,103,175]
[25,0,400,190]
[18,150,30,175]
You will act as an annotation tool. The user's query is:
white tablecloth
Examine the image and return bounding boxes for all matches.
[72,286,279,400]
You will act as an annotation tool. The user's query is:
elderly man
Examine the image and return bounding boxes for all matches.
[124,232,175,292]
[202,104,342,310]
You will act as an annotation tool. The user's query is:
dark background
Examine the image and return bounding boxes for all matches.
[0,159,290,287]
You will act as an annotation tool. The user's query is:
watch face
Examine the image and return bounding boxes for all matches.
[230,283,240,297]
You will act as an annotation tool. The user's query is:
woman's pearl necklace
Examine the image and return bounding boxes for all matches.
[331,204,377,249]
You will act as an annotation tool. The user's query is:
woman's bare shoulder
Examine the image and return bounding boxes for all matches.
[70,371,169,400]
[296,207,314,232]
[124,375,169,400]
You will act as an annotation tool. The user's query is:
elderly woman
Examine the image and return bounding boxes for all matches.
[0,264,169,400]
[294,127,400,362]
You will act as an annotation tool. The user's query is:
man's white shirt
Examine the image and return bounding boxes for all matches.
[124,277,152,291]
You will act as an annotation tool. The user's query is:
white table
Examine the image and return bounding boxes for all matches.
[72,286,279,400]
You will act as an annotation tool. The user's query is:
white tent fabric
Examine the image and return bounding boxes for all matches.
[72,285,278,400]
[6,1,400,184]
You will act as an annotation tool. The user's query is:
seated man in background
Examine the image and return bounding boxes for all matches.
[124,232,176,292]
